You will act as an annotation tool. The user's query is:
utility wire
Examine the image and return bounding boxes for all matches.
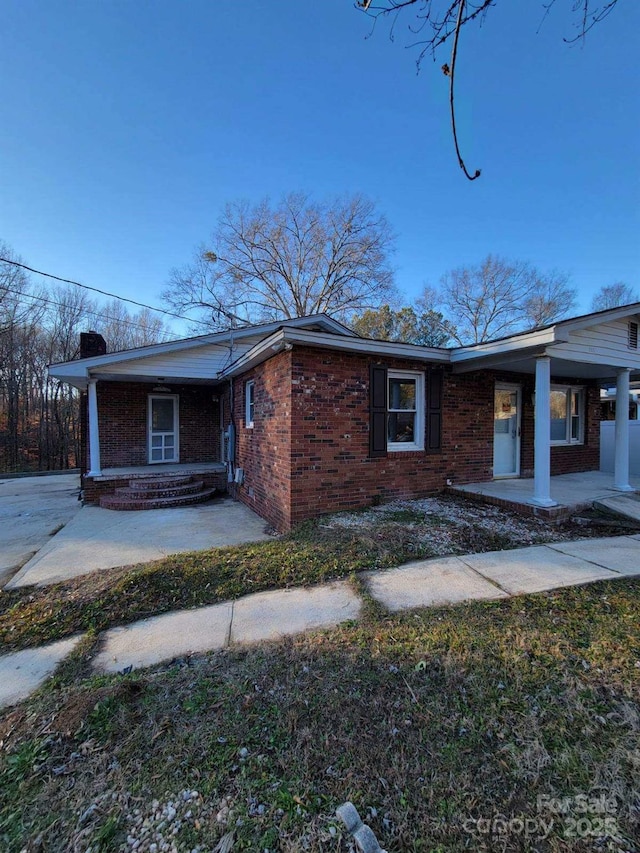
[1,285,174,335]
[0,256,211,328]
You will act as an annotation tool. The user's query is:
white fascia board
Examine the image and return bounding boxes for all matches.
[451,327,561,365]
[219,328,449,378]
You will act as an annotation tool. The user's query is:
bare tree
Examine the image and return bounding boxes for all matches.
[521,271,577,327]
[0,242,173,472]
[163,192,396,329]
[358,1,623,67]
[590,282,639,311]
[357,0,623,178]
[96,299,173,352]
[431,255,574,344]
[0,242,34,329]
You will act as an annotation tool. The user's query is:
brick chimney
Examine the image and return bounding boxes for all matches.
[80,331,107,358]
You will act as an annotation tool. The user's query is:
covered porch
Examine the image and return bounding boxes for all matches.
[450,306,640,510]
[452,471,640,520]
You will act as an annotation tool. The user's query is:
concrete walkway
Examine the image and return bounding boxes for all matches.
[0,473,81,588]
[2,534,639,709]
[6,497,271,588]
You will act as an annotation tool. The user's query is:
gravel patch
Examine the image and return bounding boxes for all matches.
[321,494,597,558]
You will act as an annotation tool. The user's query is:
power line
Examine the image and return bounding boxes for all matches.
[0,256,210,328]
[1,285,174,336]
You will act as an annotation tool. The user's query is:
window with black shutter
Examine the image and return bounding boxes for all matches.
[426,368,443,452]
[369,365,432,456]
[369,364,388,458]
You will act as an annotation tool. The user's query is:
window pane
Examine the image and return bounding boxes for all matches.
[388,412,415,443]
[151,435,163,448]
[152,398,174,431]
[550,389,567,441]
[165,435,174,447]
[571,416,580,441]
[571,390,582,440]
[246,382,255,423]
[389,379,416,410]
[151,448,163,461]
[164,447,175,460]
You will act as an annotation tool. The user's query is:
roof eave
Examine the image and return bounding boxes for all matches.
[219,328,450,378]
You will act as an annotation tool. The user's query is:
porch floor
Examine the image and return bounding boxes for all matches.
[93,462,226,482]
[452,471,640,519]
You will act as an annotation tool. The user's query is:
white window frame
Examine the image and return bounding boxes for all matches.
[245,380,255,428]
[387,370,425,452]
[550,385,585,446]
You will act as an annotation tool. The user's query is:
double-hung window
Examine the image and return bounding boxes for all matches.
[387,371,424,451]
[550,386,584,445]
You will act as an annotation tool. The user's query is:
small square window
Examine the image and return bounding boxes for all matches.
[245,380,255,427]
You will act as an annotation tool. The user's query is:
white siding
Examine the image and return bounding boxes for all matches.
[102,342,255,380]
[552,319,640,368]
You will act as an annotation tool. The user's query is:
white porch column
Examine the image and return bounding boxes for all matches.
[613,367,633,491]
[87,378,102,477]
[530,355,557,507]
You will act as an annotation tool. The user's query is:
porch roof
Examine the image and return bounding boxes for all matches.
[48,314,355,389]
[451,303,640,381]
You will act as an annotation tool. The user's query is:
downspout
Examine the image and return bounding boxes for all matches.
[225,327,236,485]
[226,377,235,484]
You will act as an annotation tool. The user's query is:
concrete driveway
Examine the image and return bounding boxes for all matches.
[5,495,271,589]
[0,473,82,588]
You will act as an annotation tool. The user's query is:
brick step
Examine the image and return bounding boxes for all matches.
[128,475,194,490]
[100,487,217,511]
[115,480,206,500]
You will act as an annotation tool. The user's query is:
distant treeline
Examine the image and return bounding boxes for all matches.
[0,245,171,473]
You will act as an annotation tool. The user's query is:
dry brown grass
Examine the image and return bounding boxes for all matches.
[1,578,639,852]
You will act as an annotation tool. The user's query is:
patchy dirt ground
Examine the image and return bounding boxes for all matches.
[321,493,638,561]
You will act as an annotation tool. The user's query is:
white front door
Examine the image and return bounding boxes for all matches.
[148,395,179,463]
[493,384,521,477]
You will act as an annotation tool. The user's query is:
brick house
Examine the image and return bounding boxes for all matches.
[50,306,640,531]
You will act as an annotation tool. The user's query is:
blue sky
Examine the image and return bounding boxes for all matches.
[1,0,638,336]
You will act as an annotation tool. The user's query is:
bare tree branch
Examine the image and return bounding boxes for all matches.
[163,193,397,330]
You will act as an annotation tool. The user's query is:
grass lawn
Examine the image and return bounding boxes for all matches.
[1,494,638,851]
[1,578,639,852]
[1,494,634,653]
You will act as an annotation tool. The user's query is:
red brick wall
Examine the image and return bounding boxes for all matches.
[232,353,292,531]
[92,382,221,469]
[284,349,498,526]
[232,347,602,531]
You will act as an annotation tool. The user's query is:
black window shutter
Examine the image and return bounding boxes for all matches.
[370,364,388,458]
[426,368,443,452]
